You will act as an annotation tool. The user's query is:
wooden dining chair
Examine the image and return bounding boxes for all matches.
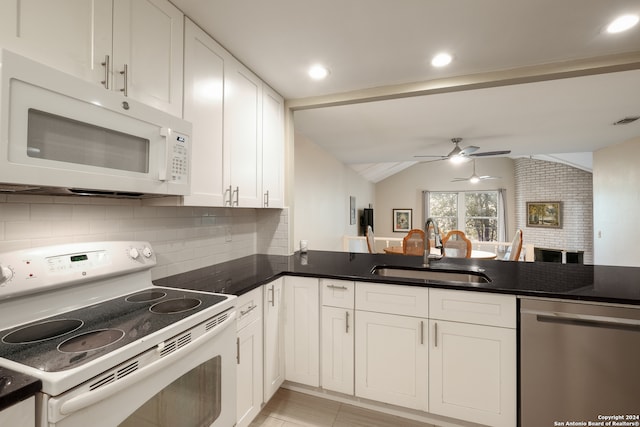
[366,225,376,253]
[403,229,425,255]
[442,230,472,258]
[503,229,523,261]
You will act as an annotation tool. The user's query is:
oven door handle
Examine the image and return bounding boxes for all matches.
[57,310,236,417]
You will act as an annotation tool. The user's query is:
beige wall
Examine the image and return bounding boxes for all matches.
[293,132,375,251]
[593,136,640,267]
[374,157,516,240]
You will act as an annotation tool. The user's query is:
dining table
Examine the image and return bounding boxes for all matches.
[382,246,497,259]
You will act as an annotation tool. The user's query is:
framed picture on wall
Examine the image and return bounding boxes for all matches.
[526,201,562,228]
[392,208,412,232]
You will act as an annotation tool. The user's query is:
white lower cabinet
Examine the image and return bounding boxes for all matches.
[284,277,319,386]
[355,310,428,411]
[429,319,516,427]
[0,396,35,427]
[321,306,354,395]
[263,279,285,402]
[320,279,355,395]
[429,289,517,427]
[235,287,263,427]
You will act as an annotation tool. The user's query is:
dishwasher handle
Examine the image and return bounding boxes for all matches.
[535,314,640,333]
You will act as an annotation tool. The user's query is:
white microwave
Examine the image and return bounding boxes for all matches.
[0,49,191,198]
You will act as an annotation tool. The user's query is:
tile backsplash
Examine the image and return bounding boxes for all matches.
[0,194,289,280]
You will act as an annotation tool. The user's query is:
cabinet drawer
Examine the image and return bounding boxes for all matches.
[321,279,355,308]
[236,287,263,331]
[356,282,429,317]
[429,289,516,328]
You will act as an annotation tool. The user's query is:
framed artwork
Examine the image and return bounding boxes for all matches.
[393,208,412,232]
[526,202,562,228]
[349,196,356,225]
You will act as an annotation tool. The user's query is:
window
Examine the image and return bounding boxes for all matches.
[428,191,499,241]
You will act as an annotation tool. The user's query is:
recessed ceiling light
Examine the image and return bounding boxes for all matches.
[308,64,329,80]
[606,14,639,33]
[431,53,452,67]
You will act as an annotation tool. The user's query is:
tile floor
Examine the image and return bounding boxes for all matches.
[249,388,439,427]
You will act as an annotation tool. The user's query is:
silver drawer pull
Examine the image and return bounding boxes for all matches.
[327,284,348,290]
[240,304,257,317]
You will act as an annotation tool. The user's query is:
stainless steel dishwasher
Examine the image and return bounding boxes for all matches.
[520,298,640,427]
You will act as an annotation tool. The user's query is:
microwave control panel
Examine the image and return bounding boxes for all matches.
[169,133,189,183]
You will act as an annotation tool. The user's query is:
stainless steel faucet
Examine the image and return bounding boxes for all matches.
[423,217,443,267]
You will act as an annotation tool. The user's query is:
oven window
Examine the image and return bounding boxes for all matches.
[118,356,222,427]
[27,109,150,173]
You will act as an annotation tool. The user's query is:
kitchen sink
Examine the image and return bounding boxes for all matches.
[372,266,490,284]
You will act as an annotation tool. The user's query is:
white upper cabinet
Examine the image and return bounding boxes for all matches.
[112,0,184,116]
[182,19,227,206]
[225,60,263,208]
[180,19,285,208]
[0,0,183,116]
[261,85,285,208]
[0,0,112,82]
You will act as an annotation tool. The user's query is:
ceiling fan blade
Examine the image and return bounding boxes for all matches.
[413,154,447,158]
[459,145,479,156]
[469,150,511,157]
[479,175,500,180]
[451,177,470,182]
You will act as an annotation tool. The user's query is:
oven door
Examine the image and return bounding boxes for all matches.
[42,311,236,427]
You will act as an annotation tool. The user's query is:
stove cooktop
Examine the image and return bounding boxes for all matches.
[0,287,229,372]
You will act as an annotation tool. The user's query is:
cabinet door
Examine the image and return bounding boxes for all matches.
[225,60,263,207]
[261,85,284,208]
[236,316,263,427]
[0,0,112,84]
[263,279,284,401]
[112,0,184,116]
[429,320,516,427]
[321,306,354,395]
[182,19,227,206]
[0,396,35,427]
[355,311,428,411]
[284,277,319,386]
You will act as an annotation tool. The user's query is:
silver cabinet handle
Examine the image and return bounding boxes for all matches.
[233,186,239,206]
[264,191,269,207]
[119,64,128,96]
[327,284,348,290]
[268,285,275,307]
[346,311,350,333]
[434,322,438,347]
[240,304,257,317]
[236,337,240,364]
[101,55,110,89]
[420,320,424,345]
[225,186,233,206]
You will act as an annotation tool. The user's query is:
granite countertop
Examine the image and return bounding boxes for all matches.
[154,250,640,306]
[0,367,41,412]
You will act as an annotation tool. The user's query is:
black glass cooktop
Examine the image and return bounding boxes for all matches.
[0,287,229,372]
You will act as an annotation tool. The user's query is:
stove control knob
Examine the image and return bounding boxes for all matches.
[128,248,140,260]
[142,247,153,258]
[0,265,13,285]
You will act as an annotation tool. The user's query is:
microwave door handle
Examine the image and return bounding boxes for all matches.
[158,128,169,181]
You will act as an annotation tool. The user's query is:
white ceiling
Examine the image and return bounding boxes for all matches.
[172,0,640,181]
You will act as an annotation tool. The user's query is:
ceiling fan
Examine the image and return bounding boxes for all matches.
[452,159,500,183]
[415,137,511,163]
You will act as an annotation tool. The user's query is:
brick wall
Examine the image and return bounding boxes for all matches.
[514,158,593,264]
